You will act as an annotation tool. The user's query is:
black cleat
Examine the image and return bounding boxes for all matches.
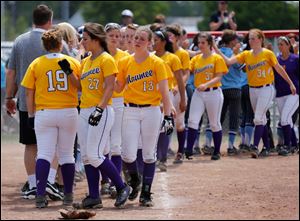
[36,195,48,208]
[114,184,132,208]
[259,147,270,157]
[73,195,103,209]
[128,174,141,201]
[278,145,291,156]
[227,146,239,156]
[249,145,259,158]
[211,152,221,160]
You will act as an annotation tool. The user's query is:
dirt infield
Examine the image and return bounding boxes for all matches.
[1,135,299,220]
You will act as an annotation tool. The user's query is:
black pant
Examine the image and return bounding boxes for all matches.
[221,88,241,132]
[240,85,254,127]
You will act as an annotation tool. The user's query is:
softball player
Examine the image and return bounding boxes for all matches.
[275,36,299,155]
[185,32,228,161]
[213,29,297,158]
[75,23,131,209]
[21,28,81,208]
[153,29,186,171]
[102,22,130,197]
[165,24,190,163]
[115,26,174,207]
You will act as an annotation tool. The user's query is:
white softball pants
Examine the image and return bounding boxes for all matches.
[275,94,299,127]
[35,108,78,165]
[249,85,275,126]
[121,106,162,164]
[170,90,187,131]
[188,88,224,132]
[77,106,114,168]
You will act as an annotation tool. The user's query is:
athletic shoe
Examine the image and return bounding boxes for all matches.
[249,145,259,158]
[22,187,37,200]
[73,196,103,209]
[101,181,111,195]
[46,181,64,201]
[128,175,141,201]
[114,184,132,208]
[173,153,183,164]
[184,151,193,160]
[259,147,270,157]
[109,186,117,199]
[275,144,284,153]
[201,145,214,155]
[211,152,221,160]
[139,191,153,207]
[36,195,48,208]
[157,161,167,172]
[21,181,29,195]
[193,146,201,155]
[63,193,74,206]
[167,148,175,158]
[290,145,299,154]
[227,146,239,156]
[278,145,291,156]
[238,144,250,153]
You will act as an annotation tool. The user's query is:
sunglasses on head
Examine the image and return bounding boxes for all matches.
[104,23,121,32]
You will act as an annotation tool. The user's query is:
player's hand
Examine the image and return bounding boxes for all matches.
[161,115,174,135]
[58,59,73,76]
[172,87,178,96]
[197,84,207,92]
[27,117,35,129]
[5,98,17,116]
[179,99,187,113]
[290,84,297,95]
[88,107,103,126]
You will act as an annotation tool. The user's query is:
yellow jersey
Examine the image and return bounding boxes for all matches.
[117,53,168,106]
[175,47,190,70]
[190,53,228,88]
[21,53,81,111]
[112,49,130,98]
[80,52,118,108]
[235,48,277,87]
[161,52,183,90]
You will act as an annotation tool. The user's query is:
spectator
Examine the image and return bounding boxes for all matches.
[286,33,299,54]
[121,9,134,27]
[209,1,237,31]
[154,14,166,25]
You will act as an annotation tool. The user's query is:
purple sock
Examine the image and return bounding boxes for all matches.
[262,125,270,149]
[157,132,170,162]
[98,158,125,192]
[100,154,109,183]
[61,163,75,194]
[253,125,264,147]
[84,164,100,199]
[213,130,222,154]
[281,125,291,146]
[36,159,50,196]
[123,160,138,173]
[143,162,156,186]
[291,127,297,147]
[186,127,198,154]
[111,155,122,186]
[177,130,186,154]
[137,149,144,175]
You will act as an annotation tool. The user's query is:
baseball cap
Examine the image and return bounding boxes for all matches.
[121,9,133,17]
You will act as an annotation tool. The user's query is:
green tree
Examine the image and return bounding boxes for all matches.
[79,1,169,25]
[198,1,299,31]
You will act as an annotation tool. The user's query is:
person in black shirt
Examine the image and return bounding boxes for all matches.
[209,1,237,31]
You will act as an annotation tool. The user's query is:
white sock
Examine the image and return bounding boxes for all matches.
[47,168,57,184]
[28,174,36,189]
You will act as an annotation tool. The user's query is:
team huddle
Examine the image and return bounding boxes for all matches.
[6,5,299,211]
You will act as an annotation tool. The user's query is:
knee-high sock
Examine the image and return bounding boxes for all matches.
[177,130,186,154]
[61,163,75,194]
[143,162,155,186]
[100,154,109,183]
[98,158,125,192]
[291,127,298,147]
[84,164,100,199]
[157,133,170,162]
[137,149,144,175]
[245,125,254,146]
[253,125,264,147]
[262,125,270,150]
[228,131,236,149]
[36,159,50,196]
[213,130,222,154]
[205,129,213,147]
[281,125,291,146]
[240,127,245,144]
[186,127,198,154]
[277,126,284,145]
